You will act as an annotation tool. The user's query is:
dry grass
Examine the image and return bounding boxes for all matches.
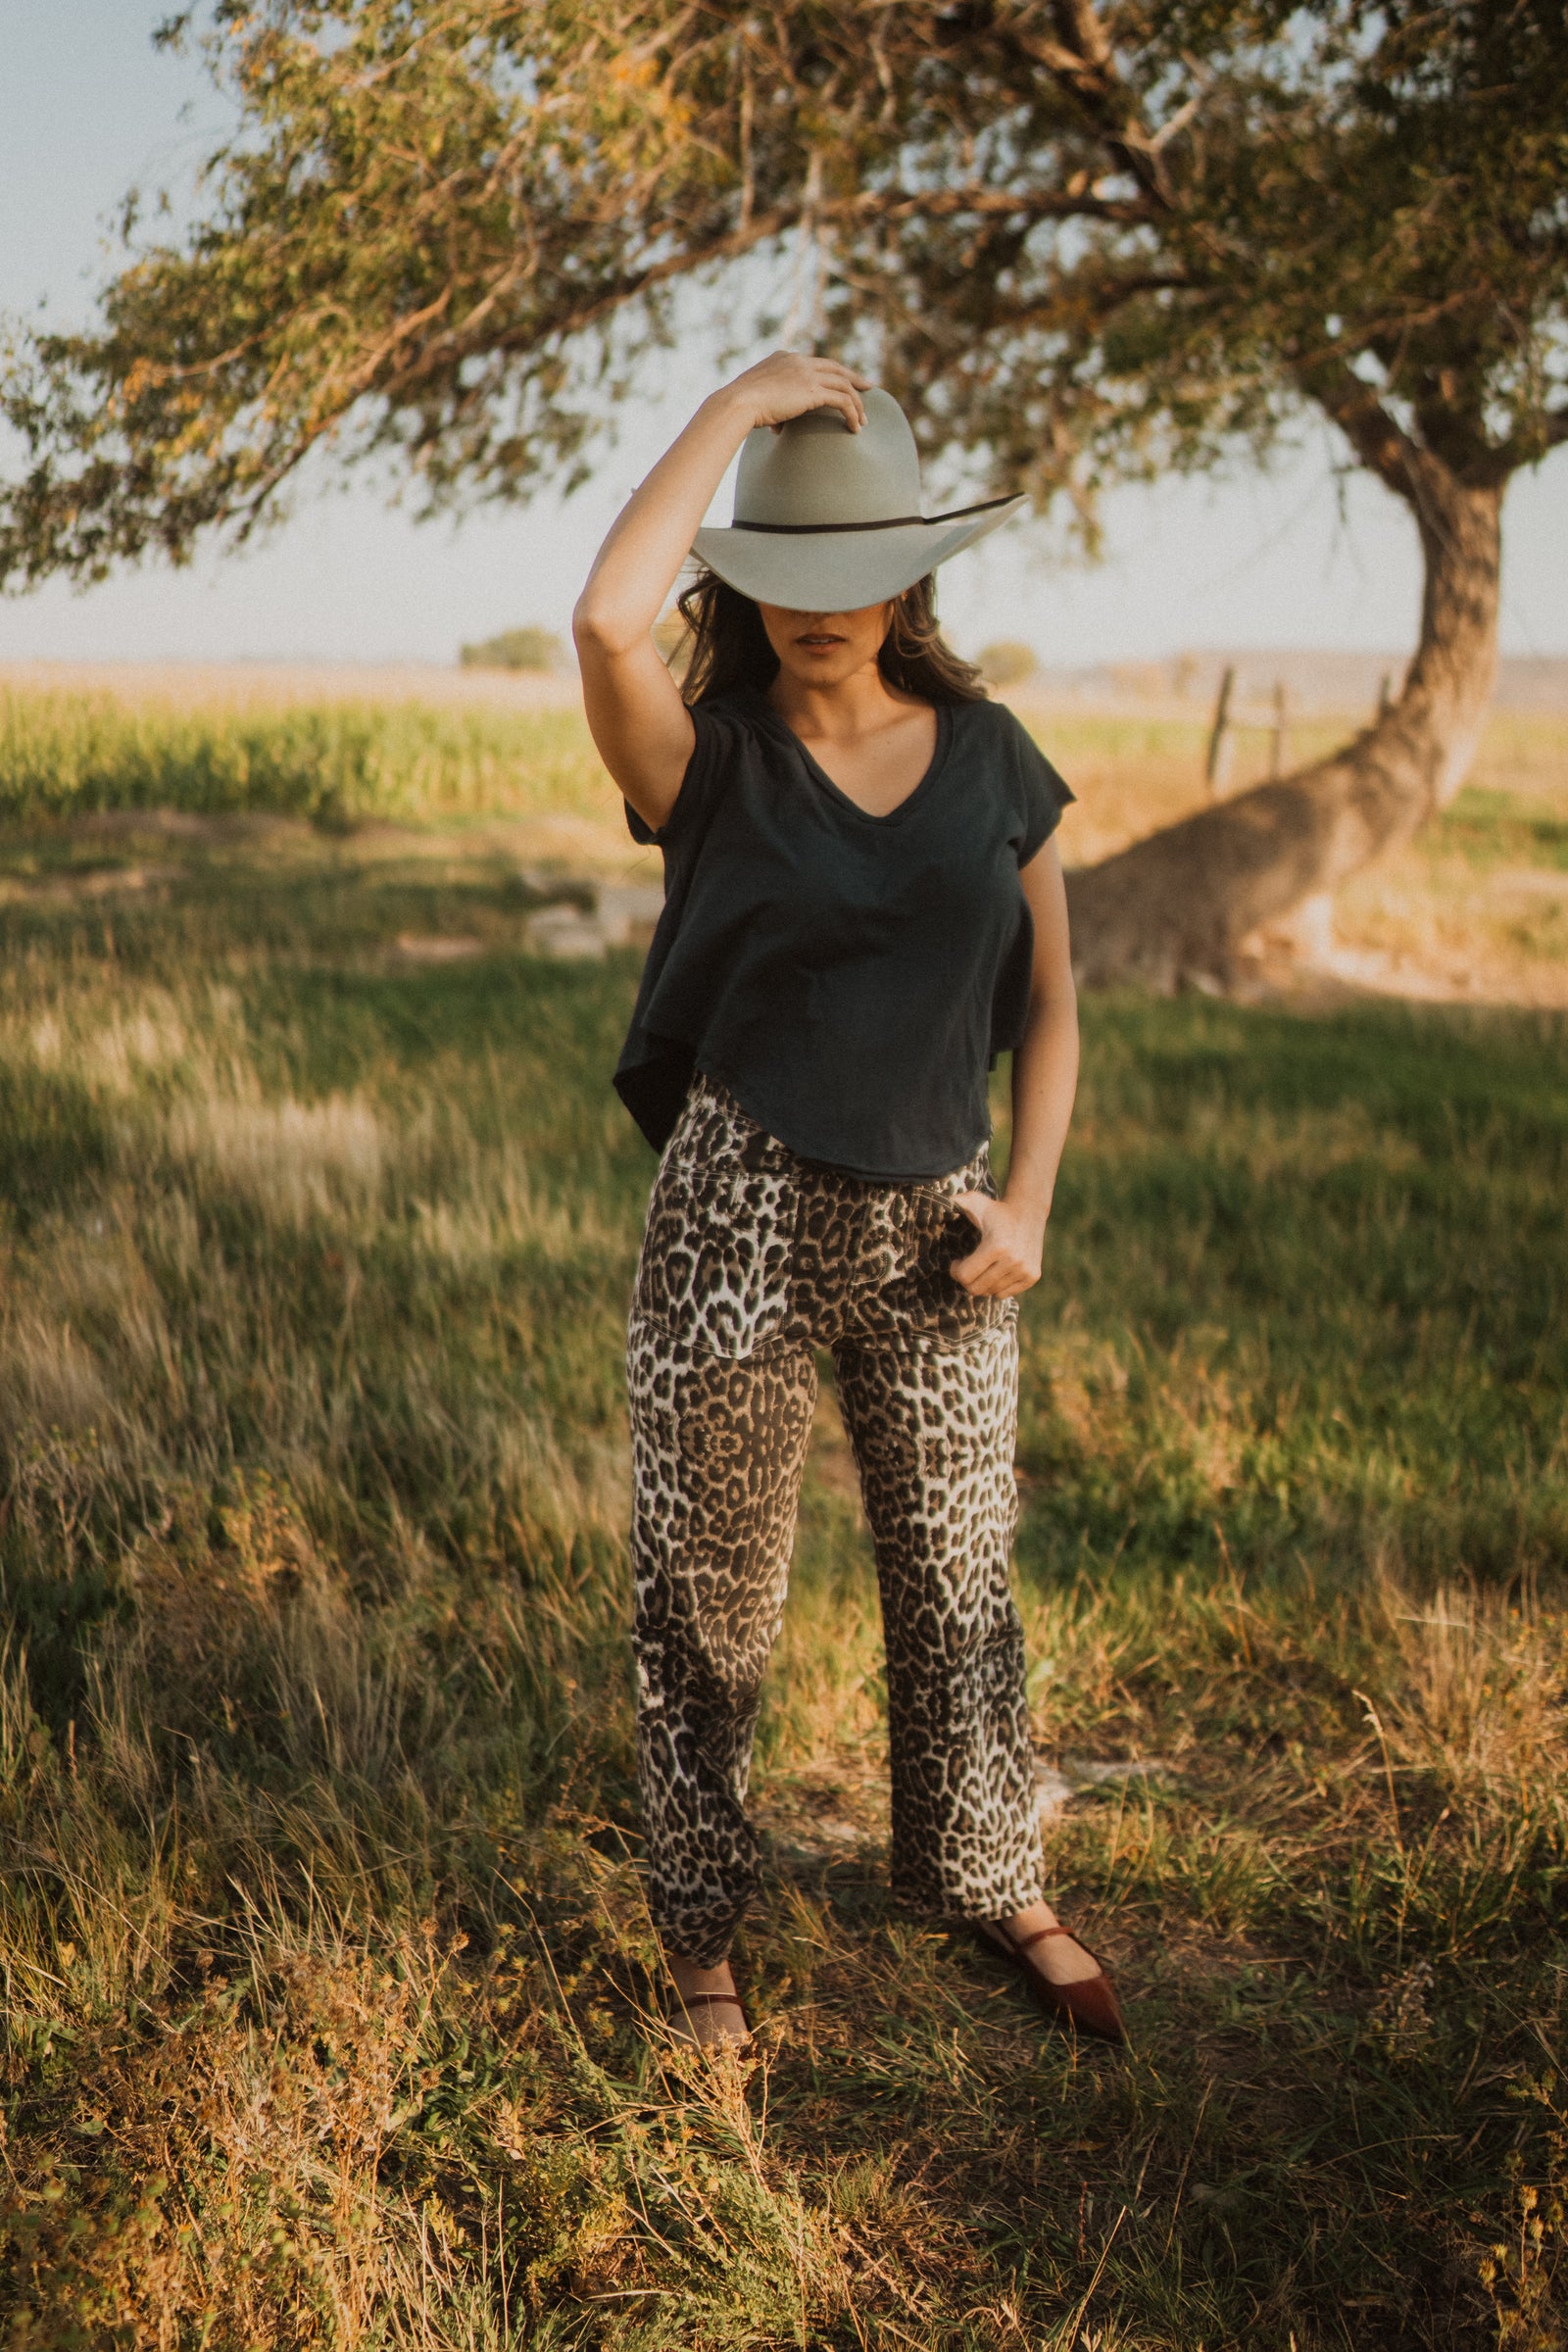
[0,684,1563,2345]
[0,660,583,713]
[1004,690,1568,1009]
[4,664,1566,1007]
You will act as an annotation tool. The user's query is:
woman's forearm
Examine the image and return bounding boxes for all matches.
[574,388,758,654]
[950,981,1077,1300]
[1003,989,1080,1224]
[953,839,1078,1297]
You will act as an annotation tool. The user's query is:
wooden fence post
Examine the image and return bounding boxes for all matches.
[1269,680,1289,780]
[1205,664,1236,798]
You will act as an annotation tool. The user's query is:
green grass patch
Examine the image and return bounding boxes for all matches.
[0,854,1563,2347]
[1435,784,1568,871]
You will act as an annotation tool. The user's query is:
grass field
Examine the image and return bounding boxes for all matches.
[0,685,1565,2347]
[3,670,1565,1007]
[0,678,599,829]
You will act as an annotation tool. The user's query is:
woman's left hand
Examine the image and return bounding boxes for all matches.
[950,1193,1047,1298]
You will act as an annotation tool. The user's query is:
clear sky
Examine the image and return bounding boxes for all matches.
[1,2,1563,670]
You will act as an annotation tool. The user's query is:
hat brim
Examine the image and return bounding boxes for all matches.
[690,495,1027,612]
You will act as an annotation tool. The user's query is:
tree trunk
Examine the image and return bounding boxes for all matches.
[1063,469,1502,990]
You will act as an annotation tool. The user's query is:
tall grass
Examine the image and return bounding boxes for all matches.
[0,688,603,826]
[0,830,1563,2347]
[5,677,1564,849]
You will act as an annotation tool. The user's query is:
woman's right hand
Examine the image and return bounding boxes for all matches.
[722,352,871,435]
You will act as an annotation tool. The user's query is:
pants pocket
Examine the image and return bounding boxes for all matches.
[875,1177,1012,1344]
[635,1151,795,1355]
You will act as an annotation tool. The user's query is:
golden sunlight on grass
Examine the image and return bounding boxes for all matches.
[0,677,1563,2345]
[3,662,1565,1005]
[1008,690,1568,1008]
[167,1088,389,1225]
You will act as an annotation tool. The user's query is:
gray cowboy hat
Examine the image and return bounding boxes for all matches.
[691,387,1027,611]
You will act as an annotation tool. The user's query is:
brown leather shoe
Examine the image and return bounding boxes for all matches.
[975,1918,1127,2044]
[667,1987,753,2051]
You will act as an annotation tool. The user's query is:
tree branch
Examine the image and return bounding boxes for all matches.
[1017,0,1178,211]
[976,270,1199,333]
[236,173,1155,416]
[840,183,1154,228]
[1297,357,1431,502]
[1479,398,1568,479]
[1051,0,1113,71]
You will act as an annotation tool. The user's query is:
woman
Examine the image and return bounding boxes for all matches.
[573,352,1124,2051]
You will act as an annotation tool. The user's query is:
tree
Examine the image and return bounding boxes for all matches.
[3,2,1565,985]
[460,624,564,671]
[977,641,1041,688]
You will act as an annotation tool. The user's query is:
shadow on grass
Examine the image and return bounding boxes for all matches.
[0,857,1562,2346]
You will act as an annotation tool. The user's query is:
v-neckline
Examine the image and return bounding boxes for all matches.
[753,694,949,826]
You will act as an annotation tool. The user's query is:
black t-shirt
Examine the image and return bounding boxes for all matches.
[613,689,1073,1179]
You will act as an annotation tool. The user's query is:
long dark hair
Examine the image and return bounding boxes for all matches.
[672,568,988,708]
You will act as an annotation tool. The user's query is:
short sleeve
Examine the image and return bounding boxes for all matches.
[623,701,735,851]
[1004,708,1075,864]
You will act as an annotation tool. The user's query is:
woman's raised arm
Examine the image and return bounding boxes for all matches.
[572,354,868,832]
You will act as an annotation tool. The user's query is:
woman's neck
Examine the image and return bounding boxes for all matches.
[763,657,939,815]
[766,660,922,746]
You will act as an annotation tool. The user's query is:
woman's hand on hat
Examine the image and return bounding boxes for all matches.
[950,1192,1046,1298]
[723,352,870,435]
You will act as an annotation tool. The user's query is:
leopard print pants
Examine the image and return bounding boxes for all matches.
[627,1075,1045,1966]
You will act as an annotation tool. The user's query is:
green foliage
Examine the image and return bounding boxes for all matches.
[1,2,1564,583]
[977,639,1040,687]
[460,625,566,672]
[0,810,1563,2343]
